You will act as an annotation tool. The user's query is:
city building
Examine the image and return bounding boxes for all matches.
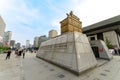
[0,16,6,38]
[0,36,3,47]
[49,30,58,39]
[15,42,21,49]
[26,40,30,48]
[83,15,120,48]
[33,37,39,47]
[22,45,25,49]
[10,40,16,48]
[3,31,12,46]
[38,35,48,46]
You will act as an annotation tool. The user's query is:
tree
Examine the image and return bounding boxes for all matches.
[105,37,113,49]
[34,47,39,50]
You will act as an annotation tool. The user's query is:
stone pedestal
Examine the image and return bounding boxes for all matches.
[36,32,97,74]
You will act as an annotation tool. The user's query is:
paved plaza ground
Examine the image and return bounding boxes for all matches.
[0,51,23,80]
[0,52,120,80]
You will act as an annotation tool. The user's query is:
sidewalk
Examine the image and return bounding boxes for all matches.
[0,52,23,80]
[22,53,120,80]
[1,52,120,80]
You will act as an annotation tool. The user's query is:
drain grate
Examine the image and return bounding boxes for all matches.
[39,71,42,73]
[50,69,54,71]
[93,78,100,80]
[44,65,48,67]
[117,60,120,62]
[104,70,110,72]
[57,74,65,78]
[100,73,107,76]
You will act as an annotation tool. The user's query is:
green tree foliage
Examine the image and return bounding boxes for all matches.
[0,46,10,51]
[34,47,39,50]
[105,37,113,49]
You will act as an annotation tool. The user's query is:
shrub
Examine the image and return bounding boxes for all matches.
[105,37,114,49]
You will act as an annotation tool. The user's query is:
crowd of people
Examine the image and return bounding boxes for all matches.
[5,49,37,60]
[4,47,120,60]
[5,49,27,60]
[14,49,26,58]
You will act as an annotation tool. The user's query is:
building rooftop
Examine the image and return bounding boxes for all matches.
[83,15,120,32]
[83,15,120,33]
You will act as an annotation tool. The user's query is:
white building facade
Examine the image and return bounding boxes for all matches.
[3,31,12,46]
[34,37,39,47]
[26,40,30,48]
[10,40,16,48]
[0,16,6,38]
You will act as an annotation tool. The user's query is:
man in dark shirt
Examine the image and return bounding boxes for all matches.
[6,50,11,60]
[118,48,120,55]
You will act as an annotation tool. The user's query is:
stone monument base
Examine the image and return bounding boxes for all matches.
[36,32,97,74]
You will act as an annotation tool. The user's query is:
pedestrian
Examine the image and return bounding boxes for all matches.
[114,48,117,55]
[118,48,120,55]
[15,50,19,57]
[22,50,26,59]
[6,50,11,60]
[18,50,22,56]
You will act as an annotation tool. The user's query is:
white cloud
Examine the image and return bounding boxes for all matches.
[0,0,13,13]
[0,0,41,45]
[46,0,120,35]
[51,19,60,35]
[71,0,120,27]
[0,0,120,45]
[0,0,40,26]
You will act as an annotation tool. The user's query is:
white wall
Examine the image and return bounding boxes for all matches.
[103,31,119,48]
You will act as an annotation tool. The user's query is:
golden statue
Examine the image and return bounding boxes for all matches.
[60,11,82,34]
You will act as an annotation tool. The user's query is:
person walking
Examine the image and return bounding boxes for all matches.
[118,48,120,55]
[15,50,19,58]
[18,50,23,57]
[114,48,117,55]
[22,49,26,59]
[6,50,11,60]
